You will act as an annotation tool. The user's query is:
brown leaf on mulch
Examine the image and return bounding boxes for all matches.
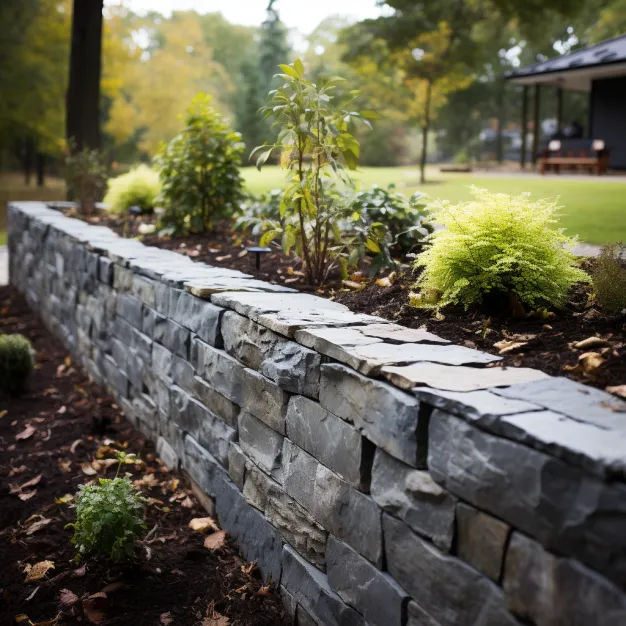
[82,592,108,625]
[58,588,79,611]
[24,560,55,583]
[204,530,228,551]
[16,425,36,440]
[24,515,53,536]
[189,517,220,533]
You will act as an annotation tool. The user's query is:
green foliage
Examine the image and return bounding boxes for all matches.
[252,59,394,285]
[351,185,431,254]
[67,474,146,562]
[413,187,589,312]
[156,94,245,236]
[0,334,34,396]
[235,190,282,237]
[104,165,161,215]
[591,243,626,314]
[65,145,109,215]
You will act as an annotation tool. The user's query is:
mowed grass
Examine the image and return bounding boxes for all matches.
[1,168,625,246]
[243,166,626,245]
[0,173,67,246]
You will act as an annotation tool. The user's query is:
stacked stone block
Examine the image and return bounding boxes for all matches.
[8,201,626,626]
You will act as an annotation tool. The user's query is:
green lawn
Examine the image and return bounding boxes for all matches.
[243,166,626,245]
[1,168,625,246]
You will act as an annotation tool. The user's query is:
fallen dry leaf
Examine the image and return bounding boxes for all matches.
[204,530,227,551]
[20,474,42,491]
[70,439,83,454]
[202,602,230,626]
[342,280,366,291]
[606,384,626,399]
[189,517,220,533]
[82,592,108,625]
[80,462,98,476]
[59,588,79,610]
[240,561,258,576]
[493,339,528,355]
[181,496,194,508]
[25,516,53,536]
[16,425,36,441]
[574,336,611,350]
[160,613,174,625]
[19,490,38,501]
[24,560,55,583]
[58,459,72,473]
[56,493,74,504]
[57,406,67,415]
[0,409,7,419]
[579,351,606,376]
[375,276,392,288]
[256,585,272,597]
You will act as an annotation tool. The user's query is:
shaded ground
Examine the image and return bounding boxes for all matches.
[0,285,288,626]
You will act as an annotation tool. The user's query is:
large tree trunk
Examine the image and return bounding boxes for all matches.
[66,0,104,152]
[36,152,45,187]
[419,80,433,185]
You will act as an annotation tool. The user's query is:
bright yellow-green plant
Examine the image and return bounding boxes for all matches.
[0,334,34,396]
[413,187,589,312]
[104,165,161,215]
[591,242,626,314]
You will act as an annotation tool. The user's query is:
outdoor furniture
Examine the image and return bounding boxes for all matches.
[538,139,610,175]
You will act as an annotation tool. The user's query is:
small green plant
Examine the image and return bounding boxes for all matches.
[65,143,109,216]
[591,243,626,314]
[67,451,146,562]
[413,187,589,313]
[235,189,282,237]
[251,58,384,286]
[156,93,245,236]
[104,165,161,215]
[0,334,34,396]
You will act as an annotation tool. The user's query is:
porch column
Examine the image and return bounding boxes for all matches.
[531,84,541,167]
[520,85,528,169]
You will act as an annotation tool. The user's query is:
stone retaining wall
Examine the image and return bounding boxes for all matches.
[8,201,626,626]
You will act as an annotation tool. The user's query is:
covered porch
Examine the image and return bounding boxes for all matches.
[505,34,626,171]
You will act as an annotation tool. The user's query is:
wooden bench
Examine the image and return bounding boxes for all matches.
[538,139,610,175]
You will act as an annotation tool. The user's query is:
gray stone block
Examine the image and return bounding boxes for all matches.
[327,536,409,626]
[126,348,146,391]
[131,328,152,363]
[116,293,143,327]
[428,410,626,588]
[157,318,190,359]
[193,376,240,427]
[243,462,272,511]
[239,411,284,478]
[222,311,320,397]
[406,602,442,626]
[113,315,134,346]
[215,476,283,583]
[171,290,224,347]
[182,433,230,499]
[102,354,128,397]
[152,342,173,380]
[154,281,171,316]
[384,514,519,626]
[296,606,319,626]
[320,363,425,468]
[130,274,156,307]
[504,532,626,626]
[193,339,246,404]
[283,441,383,566]
[286,395,373,490]
[456,503,509,583]
[281,545,366,626]
[371,448,455,552]
[142,306,166,339]
[171,353,195,393]
[280,586,297,622]
[228,442,247,489]
[113,265,133,291]
[241,368,290,435]
[98,256,113,284]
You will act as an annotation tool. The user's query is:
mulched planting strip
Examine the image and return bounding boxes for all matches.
[0,285,288,626]
[68,209,626,393]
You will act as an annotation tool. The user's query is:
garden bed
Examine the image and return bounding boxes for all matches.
[0,285,288,626]
[58,208,626,393]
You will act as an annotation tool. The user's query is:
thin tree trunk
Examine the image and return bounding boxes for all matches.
[23,139,34,186]
[66,0,104,152]
[496,81,505,163]
[36,152,45,187]
[419,80,433,185]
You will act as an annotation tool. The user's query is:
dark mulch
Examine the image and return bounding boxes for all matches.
[0,286,288,626]
[60,209,626,393]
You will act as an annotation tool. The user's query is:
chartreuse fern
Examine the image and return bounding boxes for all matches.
[413,186,589,312]
[0,334,34,395]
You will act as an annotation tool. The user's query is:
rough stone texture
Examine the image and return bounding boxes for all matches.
[384,514,519,626]
[156,436,179,470]
[170,290,224,347]
[227,443,246,490]
[456,503,510,583]
[286,395,373,490]
[241,368,290,435]
[298,329,499,375]
[429,410,626,588]
[406,602,443,626]
[283,441,383,567]
[281,545,366,626]
[222,311,320,397]
[355,323,449,344]
[116,293,143,328]
[296,606,319,626]
[192,376,240,428]
[371,448,455,552]
[238,411,284,479]
[326,536,409,626]
[504,532,626,626]
[320,363,425,468]
[158,318,190,359]
[382,362,548,392]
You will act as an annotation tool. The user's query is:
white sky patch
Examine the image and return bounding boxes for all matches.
[104,0,383,35]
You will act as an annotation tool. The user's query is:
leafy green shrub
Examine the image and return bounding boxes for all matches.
[413,187,589,312]
[351,185,431,254]
[251,58,406,285]
[235,189,282,237]
[67,474,146,562]
[65,145,109,216]
[0,334,34,396]
[156,93,245,235]
[591,243,626,314]
[104,165,161,215]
